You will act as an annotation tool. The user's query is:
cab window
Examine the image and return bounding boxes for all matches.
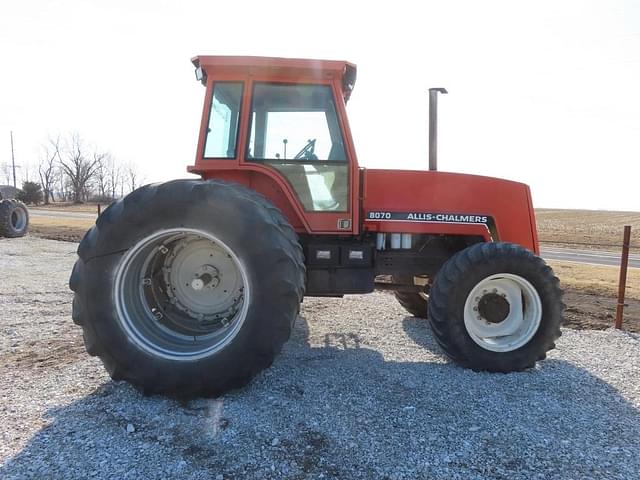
[204,82,243,158]
[247,83,348,212]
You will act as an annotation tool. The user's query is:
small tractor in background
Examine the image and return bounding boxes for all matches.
[0,193,29,238]
[69,56,563,398]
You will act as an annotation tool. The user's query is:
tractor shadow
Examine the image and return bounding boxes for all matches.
[2,315,640,479]
[400,314,443,352]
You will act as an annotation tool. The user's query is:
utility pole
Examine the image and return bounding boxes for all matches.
[10,131,16,188]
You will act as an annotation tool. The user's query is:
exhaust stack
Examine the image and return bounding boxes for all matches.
[428,87,447,171]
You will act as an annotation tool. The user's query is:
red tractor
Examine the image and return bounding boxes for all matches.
[70,56,563,397]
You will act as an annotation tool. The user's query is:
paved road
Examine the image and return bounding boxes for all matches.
[29,208,97,220]
[541,247,640,268]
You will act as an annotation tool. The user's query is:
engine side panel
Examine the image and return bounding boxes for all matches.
[362,169,539,254]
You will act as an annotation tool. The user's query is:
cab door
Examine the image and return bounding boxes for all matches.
[242,81,356,234]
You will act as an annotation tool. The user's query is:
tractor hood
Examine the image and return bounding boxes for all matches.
[361,169,539,253]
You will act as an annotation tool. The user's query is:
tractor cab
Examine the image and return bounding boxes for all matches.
[189,56,360,234]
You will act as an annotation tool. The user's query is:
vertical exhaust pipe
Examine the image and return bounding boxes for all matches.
[428,87,448,171]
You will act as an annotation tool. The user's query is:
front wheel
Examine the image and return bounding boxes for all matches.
[428,242,563,372]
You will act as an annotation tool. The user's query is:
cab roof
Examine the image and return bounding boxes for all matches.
[191,55,357,101]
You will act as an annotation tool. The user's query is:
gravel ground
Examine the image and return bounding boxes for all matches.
[1,236,639,479]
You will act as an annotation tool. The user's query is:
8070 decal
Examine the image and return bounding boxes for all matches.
[367,211,391,220]
[366,211,490,225]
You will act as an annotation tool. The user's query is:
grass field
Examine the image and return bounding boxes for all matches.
[32,201,103,213]
[28,216,95,242]
[548,260,639,300]
[536,208,639,251]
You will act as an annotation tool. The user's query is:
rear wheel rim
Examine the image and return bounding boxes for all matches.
[10,207,27,231]
[463,273,542,352]
[114,228,250,360]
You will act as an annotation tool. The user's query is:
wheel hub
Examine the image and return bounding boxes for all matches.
[163,237,243,323]
[477,292,510,323]
[190,265,220,291]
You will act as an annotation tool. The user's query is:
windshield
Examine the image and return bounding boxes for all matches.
[247,83,346,161]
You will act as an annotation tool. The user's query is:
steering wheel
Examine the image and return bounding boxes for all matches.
[294,139,317,160]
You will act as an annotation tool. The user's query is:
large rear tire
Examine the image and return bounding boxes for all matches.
[0,199,29,238]
[69,179,305,397]
[428,242,563,372]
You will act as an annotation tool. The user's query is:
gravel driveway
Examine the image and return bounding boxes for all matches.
[1,236,639,479]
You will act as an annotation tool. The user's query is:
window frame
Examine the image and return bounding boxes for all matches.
[203,81,245,160]
[245,82,349,164]
[244,81,350,213]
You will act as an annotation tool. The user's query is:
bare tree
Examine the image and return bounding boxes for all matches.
[94,153,110,199]
[126,161,143,193]
[106,156,123,199]
[21,161,34,184]
[1,163,11,185]
[38,136,61,204]
[57,165,67,201]
[59,133,103,203]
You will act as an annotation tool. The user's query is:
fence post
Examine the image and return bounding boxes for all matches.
[97,204,101,216]
[615,225,632,329]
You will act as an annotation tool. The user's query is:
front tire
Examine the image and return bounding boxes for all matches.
[428,242,563,372]
[69,179,305,397]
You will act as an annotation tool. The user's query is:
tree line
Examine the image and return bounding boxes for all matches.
[7,133,143,205]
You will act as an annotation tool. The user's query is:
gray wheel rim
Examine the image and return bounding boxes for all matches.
[114,228,250,360]
[463,273,542,352]
[10,207,27,231]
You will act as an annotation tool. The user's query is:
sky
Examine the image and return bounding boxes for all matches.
[1,0,639,210]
